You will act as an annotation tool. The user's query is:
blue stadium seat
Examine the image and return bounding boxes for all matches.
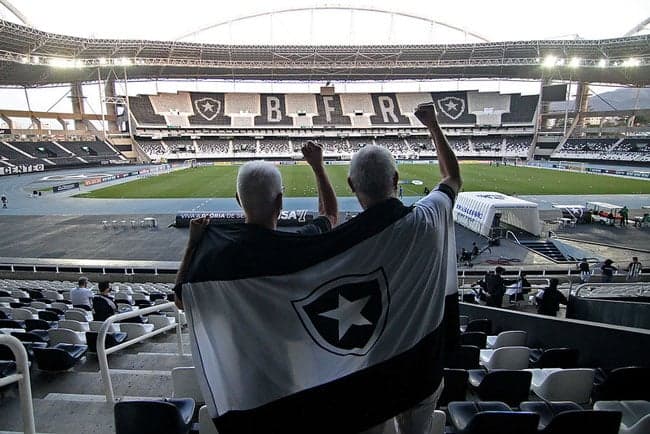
[114,398,195,434]
[448,401,539,434]
[33,343,87,371]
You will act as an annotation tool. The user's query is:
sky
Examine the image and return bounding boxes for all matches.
[0,0,648,128]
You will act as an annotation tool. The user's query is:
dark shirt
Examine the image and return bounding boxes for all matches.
[174,216,332,302]
[601,264,617,277]
[93,294,117,321]
[579,262,590,272]
[537,288,568,316]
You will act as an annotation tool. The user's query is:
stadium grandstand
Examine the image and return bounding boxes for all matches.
[0,2,649,434]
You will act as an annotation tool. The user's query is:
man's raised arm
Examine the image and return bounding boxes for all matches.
[302,141,338,226]
[415,103,462,195]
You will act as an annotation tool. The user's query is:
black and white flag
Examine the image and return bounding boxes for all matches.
[180,187,459,434]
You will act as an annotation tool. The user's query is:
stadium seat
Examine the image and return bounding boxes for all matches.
[198,406,218,434]
[48,328,86,346]
[118,322,154,339]
[593,367,650,401]
[528,368,595,403]
[24,318,54,332]
[10,308,35,320]
[465,319,492,334]
[84,331,128,353]
[468,369,532,406]
[0,319,25,329]
[114,398,195,434]
[33,343,87,371]
[89,321,120,333]
[539,410,621,434]
[147,314,175,330]
[58,319,90,332]
[447,401,539,434]
[0,341,47,362]
[50,302,70,312]
[460,332,487,349]
[172,367,204,405]
[529,347,579,368]
[0,361,17,378]
[0,310,7,320]
[445,345,480,370]
[438,369,469,407]
[519,401,583,430]
[480,346,530,370]
[11,330,49,343]
[38,310,61,322]
[65,310,92,322]
[486,331,527,349]
[593,400,650,434]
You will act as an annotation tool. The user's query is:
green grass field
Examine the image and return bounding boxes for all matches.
[76,163,650,199]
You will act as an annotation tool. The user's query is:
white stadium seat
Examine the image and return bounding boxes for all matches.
[527,368,595,403]
[479,346,530,370]
[486,331,527,349]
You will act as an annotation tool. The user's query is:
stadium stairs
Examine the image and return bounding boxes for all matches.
[0,326,192,433]
[519,240,569,262]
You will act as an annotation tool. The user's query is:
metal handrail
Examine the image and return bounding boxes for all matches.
[505,230,521,244]
[0,335,35,434]
[573,282,650,298]
[97,302,184,402]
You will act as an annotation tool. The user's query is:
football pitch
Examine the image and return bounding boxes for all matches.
[76,163,650,199]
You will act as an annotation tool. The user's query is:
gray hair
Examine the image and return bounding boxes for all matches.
[349,145,397,201]
[236,161,283,216]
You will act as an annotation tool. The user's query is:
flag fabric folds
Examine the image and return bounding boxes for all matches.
[180,187,458,434]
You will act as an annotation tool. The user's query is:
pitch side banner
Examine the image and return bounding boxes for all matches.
[52,182,80,193]
[179,188,459,433]
[1,164,45,176]
[174,210,313,228]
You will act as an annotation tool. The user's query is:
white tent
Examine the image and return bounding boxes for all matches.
[453,191,541,237]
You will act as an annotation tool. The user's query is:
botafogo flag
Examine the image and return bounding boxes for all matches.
[178,186,459,434]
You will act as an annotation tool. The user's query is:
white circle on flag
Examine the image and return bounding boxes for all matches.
[411,180,424,185]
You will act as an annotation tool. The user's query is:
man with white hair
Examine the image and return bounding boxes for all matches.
[349,103,462,434]
[174,141,337,308]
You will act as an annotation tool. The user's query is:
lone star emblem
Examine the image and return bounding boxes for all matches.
[436,96,466,120]
[195,97,222,121]
[292,268,390,356]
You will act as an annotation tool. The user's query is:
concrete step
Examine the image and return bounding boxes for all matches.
[77,352,193,372]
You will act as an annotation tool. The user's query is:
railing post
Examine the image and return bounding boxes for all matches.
[176,307,183,356]
[0,335,36,434]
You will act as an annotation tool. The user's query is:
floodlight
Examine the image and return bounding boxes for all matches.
[556,58,565,66]
[623,58,640,67]
[598,58,607,68]
[21,56,29,64]
[569,57,581,68]
[32,56,39,64]
[542,55,557,68]
[98,57,107,65]
[120,57,133,66]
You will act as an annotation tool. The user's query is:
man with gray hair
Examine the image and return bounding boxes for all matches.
[174,141,337,308]
[348,103,462,434]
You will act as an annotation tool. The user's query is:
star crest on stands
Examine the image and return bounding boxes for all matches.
[202,101,215,112]
[319,295,373,341]
[194,97,222,121]
[445,100,459,111]
[436,96,466,120]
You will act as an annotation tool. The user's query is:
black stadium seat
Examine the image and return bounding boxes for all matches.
[0,361,17,378]
[11,330,49,343]
[592,366,650,401]
[468,369,533,407]
[448,401,539,434]
[439,368,469,407]
[529,347,579,368]
[460,332,487,349]
[0,342,47,362]
[33,344,87,371]
[446,345,481,370]
[519,401,583,430]
[38,310,61,322]
[0,319,25,329]
[114,398,195,434]
[465,319,492,334]
[85,331,128,353]
[25,318,54,332]
[0,310,7,320]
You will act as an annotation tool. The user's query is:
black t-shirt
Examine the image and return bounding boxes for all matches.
[579,262,590,272]
[174,216,332,302]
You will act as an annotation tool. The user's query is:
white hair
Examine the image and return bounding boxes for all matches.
[236,161,283,217]
[349,145,397,201]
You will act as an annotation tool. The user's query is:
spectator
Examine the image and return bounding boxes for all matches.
[536,278,568,317]
[626,257,643,282]
[620,206,629,227]
[70,277,94,310]
[345,103,461,434]
[93,281,117,322]
[459,248,472,266]
[601,259,617,283]
[471,242,479,258]
[509,272,531,303]
[1,193,6,208]
[579,258,591,283]
[484,266,508,308]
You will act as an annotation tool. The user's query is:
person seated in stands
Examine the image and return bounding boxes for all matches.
[93,281,117,322]
[459,248,472,266]
[601,259,617,283]
[70,277,94,311]
[536,278,567,317]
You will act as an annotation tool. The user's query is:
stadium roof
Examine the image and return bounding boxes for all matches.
[0,19,648,87]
